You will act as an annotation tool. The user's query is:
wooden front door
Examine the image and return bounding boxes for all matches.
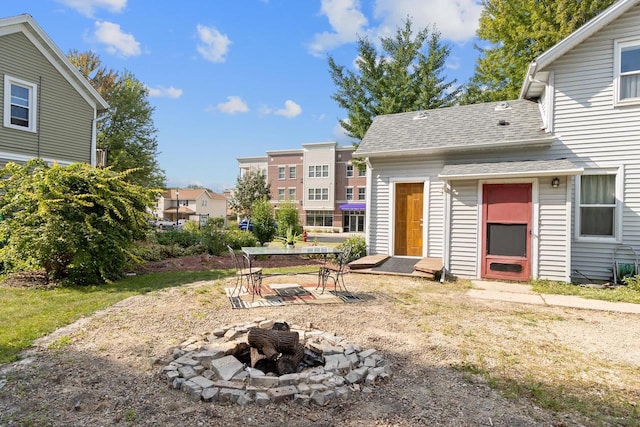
[394,183,424,256]
[481,183,532,281]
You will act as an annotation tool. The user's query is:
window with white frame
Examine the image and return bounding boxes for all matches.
[346,164,354,178]
[358,167,366,177]
[289,166,296,179]
[306,210,333,227]
[345,187,353,200]
[308,188,329,200]
[308,164,329,178]
[577,171,620,239]
[358,187,366,200]
[615,38,640,103]
[278,166,285,180]
[4,75,37,132]
[288,188,296,200]
[278,188,285,200]
[201,200,208,207]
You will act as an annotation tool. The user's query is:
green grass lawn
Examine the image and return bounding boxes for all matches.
[0,270,233,364]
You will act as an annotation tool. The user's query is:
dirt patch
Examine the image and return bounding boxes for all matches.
[1,257,638,426]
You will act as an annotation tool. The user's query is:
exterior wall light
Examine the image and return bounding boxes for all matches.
[551,177,560,188]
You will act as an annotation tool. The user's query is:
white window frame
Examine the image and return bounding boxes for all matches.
[278,166,285,180]
[614,37,640,106]
[308,164,330,178]
[575,167,623,243]
[346,164,354,178]
[288,188,296,200]
[288,166,296,179]
[345,186,353,201]
[308,187,329,201]
[357,187,366,200]
[4,75,37,132]
[277,188,285,200]
[358,167,366,177]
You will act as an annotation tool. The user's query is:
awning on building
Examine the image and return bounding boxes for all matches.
[164,206,196,214]
[438,159,583,180]
[339,203,366,211]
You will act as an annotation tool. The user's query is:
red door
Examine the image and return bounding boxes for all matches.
[481,184,532,281]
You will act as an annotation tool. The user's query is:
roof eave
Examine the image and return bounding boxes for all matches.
[439,167,583,181]
[357,136,555,159]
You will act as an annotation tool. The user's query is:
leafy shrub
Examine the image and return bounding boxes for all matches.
[252,198,277,245]
[153,229,202,248]
[622,274,640,292]
[275,200,302,236]
[337,235,366,263]
[224,229,258,250]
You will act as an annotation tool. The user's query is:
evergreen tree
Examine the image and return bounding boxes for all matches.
[328,18,460,144]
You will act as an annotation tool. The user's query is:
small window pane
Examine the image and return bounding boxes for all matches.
[581,175,615,205]
[621,46,640,73]
[581,207,614,236]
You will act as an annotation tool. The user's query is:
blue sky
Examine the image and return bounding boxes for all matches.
[7,0,485,192]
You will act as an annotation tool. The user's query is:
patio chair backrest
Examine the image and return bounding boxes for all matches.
[227,245,243,271]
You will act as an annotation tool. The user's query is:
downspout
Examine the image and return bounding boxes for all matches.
[37,76,42,158]
[91,112,108,167]
[441,180,451,283]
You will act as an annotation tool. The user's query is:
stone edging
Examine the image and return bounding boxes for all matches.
[158,318,391,406]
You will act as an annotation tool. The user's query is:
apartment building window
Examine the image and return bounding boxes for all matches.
[308,164,329,178]
[278,166,285,180]
[358,187,366,200]
[345,187,353,201]
[288,188,296,200]
[358,167,366,177]
[308,188,329,200]
[306,210,333,227]
[346,164,354,178]
[289,166,296,179]
[278,188,285,200]
[4,75,37,132]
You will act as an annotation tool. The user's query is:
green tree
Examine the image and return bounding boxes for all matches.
[251,198,277,246]
[229,169,271,220]
[0,159,157,285]
[462,0,616,103]
[68,51,165,188]
[275,200,302,237]
[328,18,460,145]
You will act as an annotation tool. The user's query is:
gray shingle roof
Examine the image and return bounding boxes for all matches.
[356,99,552,157]
[439,159,583,180]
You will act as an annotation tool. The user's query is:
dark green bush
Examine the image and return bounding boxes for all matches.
[337,235,366,263]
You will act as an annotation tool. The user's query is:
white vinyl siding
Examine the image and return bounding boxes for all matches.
[448,180,478,278]
[0,31,95,164]
[542,5,640,280]
[537,177,571,281]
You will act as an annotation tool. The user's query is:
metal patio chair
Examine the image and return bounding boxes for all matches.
[227,245,262,301]
[317,245,352,294]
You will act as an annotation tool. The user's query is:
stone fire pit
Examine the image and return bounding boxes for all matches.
[159,318,391,406]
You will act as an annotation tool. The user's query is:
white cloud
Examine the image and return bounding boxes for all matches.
[216,96,249,114]
[308,0,369,56]
[309,0,483,55]
[373,0,482,43]
[148,85,183,99]
[274,100,302,118]
[196,25,231,63]
[56,0,126,17]
[332,119,355,144]
[93,21,141,57]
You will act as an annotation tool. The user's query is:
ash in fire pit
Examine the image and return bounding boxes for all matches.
[159,318,391,406]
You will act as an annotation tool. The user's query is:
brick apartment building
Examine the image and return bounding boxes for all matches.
[237,142,366,232]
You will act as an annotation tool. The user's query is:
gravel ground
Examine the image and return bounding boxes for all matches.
[1,256,638,426]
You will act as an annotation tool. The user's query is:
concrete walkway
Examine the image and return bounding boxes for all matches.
[469,280,640,314]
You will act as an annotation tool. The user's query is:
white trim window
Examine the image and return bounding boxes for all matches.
[614,38,640,105]
[576,169,622,241]
[358,167,366,177]
[308,164,329,178]
[358,187,366,200]
[4,75,37,132]
[308,188,329,201]
[278,166,285,180]
[278,188,285,200]
[345,187,353,200]
[288,188,296,200]
[288,166,296,179]
[346,164,354,178]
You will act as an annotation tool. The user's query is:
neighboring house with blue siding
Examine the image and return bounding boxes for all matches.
[356,0,640,284]
[0,14,108,168]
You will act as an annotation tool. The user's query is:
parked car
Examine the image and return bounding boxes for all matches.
[238,218,253,231]
[154,218,177,230]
